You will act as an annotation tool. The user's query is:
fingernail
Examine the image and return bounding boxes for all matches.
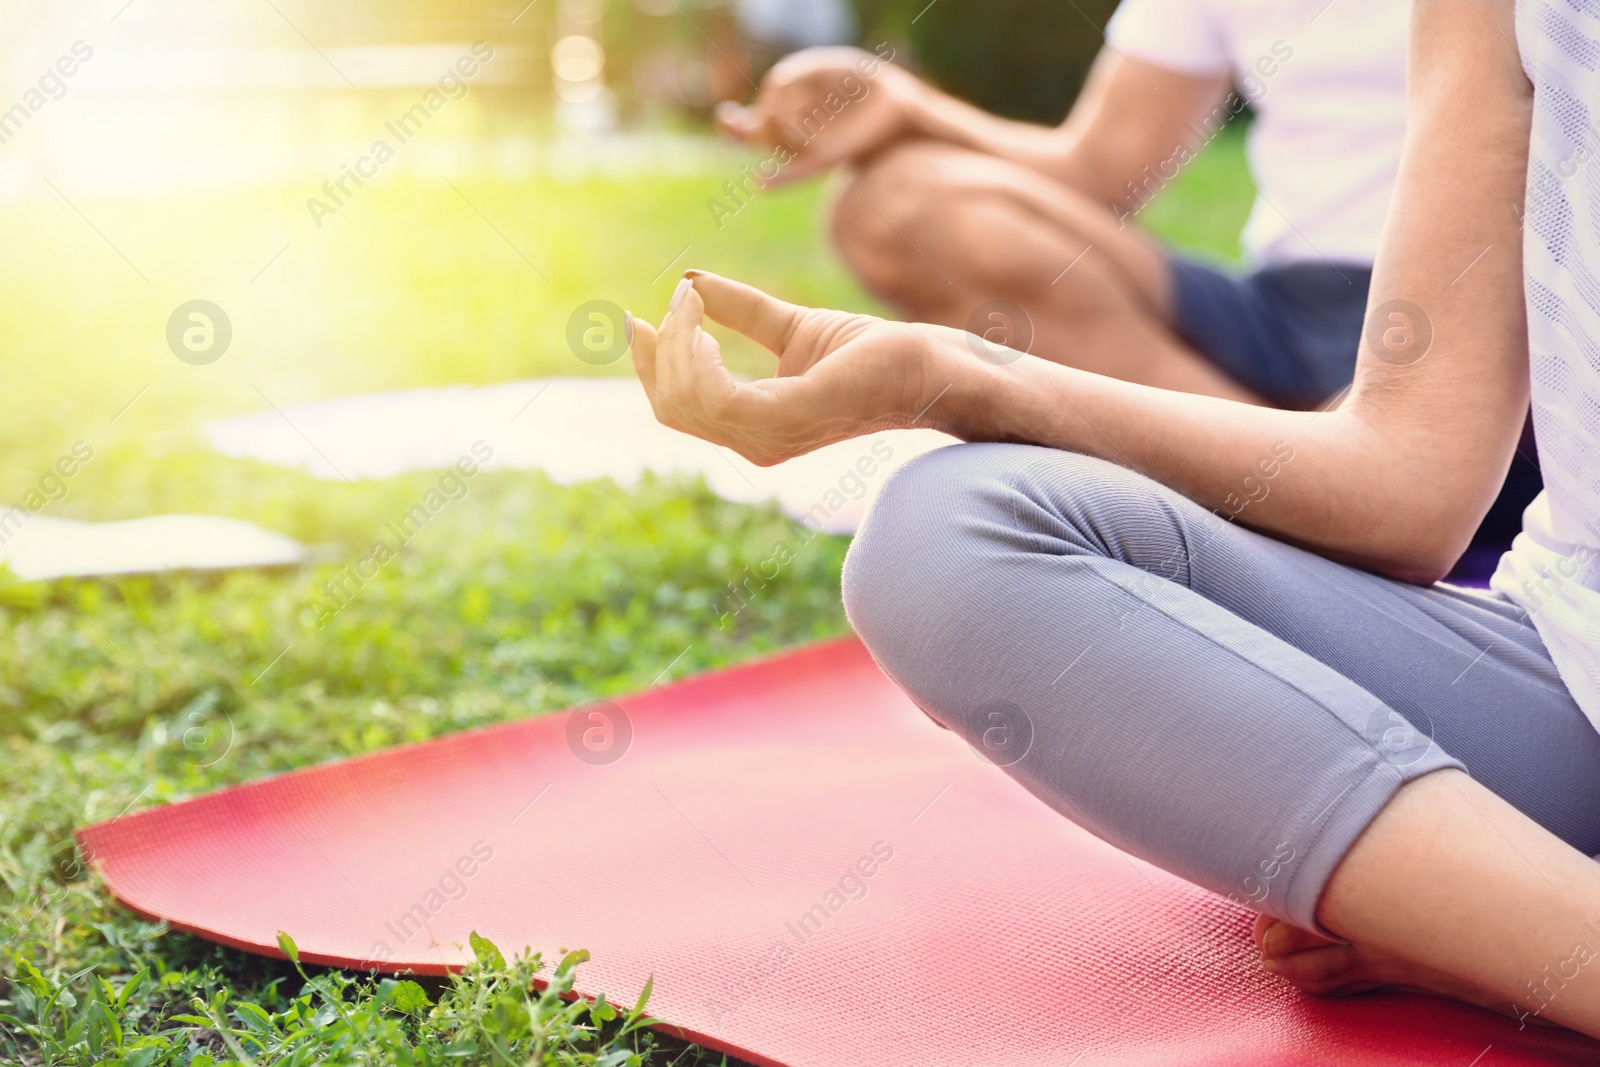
[670,277,692,311]
[624,310,634,346]
[683,269,704,279]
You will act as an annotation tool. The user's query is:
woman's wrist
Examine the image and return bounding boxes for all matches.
[906,326,1012,441]
[910,328,1108,458]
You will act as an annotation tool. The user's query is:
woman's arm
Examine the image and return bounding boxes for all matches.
[637,0,1530,585]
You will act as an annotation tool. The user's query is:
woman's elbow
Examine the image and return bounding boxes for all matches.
[1358,510,1479,586]
[1316,430,1500,585]
[1371,553,1458,587]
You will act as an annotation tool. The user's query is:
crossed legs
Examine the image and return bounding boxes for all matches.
[844,443,1600,1034]
[829,140,1266,403]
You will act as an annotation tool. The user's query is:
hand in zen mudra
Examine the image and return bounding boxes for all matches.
[629,272,951,465]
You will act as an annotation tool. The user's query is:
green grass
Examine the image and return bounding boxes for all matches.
[0,124,1251,1066]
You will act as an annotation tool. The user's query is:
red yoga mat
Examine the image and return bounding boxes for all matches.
[80,637,1600,1066]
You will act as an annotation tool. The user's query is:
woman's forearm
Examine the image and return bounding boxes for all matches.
[928,342,1448,580]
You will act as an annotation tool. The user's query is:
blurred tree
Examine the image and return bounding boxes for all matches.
[854,0,1121,125]
[287,0,1124,126]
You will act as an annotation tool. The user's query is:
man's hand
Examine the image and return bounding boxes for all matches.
[629,272,949,465]
[715,47,919,187]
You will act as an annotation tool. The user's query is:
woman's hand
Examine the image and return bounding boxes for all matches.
[629,272,950,466]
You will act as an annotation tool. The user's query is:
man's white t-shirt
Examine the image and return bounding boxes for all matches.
[1106,0,1407,266]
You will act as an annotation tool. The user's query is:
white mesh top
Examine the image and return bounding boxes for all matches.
[1491,0,1600,732]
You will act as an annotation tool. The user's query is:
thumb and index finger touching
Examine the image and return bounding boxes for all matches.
[628,273,806,426]
[630,271,802,364]
[629,270,798,381]
[683,271,803,357]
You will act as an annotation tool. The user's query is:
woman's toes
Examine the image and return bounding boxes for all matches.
[1252,916,1378,995]
[1254,916,1340,958]
[1250,914,1534,1015]
[1260,943,1372,994]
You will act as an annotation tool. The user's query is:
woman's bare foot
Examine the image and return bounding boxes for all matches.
[1251,914,1553,1027]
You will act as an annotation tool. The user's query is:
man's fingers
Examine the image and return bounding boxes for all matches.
[754,156,822,188]
[685,271,802,356]
[632,311,697,436]
[713,102,811,184]
[714,100,763,143]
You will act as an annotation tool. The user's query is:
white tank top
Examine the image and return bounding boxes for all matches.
[1490,0,1600,733]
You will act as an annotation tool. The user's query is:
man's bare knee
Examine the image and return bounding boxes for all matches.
[828,141,971,300]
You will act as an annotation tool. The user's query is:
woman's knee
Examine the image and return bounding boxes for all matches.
[842,443,1133,679]
[844,446,961,621]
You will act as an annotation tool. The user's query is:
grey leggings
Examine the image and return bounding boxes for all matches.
[843,443,1600,932]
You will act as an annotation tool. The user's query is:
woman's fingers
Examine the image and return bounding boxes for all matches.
[657,276,704,404]
[628,311,660,407]
[633,273,820,465]
[685,271,803,356]
[632,310,712,439]
[686,327,745,428]
[653,278,739,439]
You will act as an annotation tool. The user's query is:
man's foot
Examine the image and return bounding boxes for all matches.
[1251,914,1552,1026]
